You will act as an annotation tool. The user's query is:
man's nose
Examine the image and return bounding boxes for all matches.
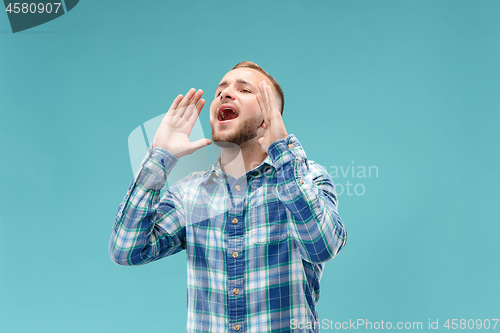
[220,88,235,100]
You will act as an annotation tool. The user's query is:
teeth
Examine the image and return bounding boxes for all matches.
[218,107,237,121]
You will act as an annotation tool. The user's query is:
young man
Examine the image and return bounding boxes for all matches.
[109,61,347,333]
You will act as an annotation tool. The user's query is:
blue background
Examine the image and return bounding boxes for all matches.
[1,1,499,332]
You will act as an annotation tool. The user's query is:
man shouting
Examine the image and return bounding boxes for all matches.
[109,61,347,333]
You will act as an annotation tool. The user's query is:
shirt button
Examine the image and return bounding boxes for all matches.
[232,218,238,224]
[234,324,240,331]
[235,185,241,191]
[288,143,294,149]
[232,252,238,259]
[299,179,305,185]
[215,171,220,177]
[233,288,239,295]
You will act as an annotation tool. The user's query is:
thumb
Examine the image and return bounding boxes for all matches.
[189,138,212,152]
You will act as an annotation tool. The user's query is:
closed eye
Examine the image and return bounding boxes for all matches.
[215,87,251,97]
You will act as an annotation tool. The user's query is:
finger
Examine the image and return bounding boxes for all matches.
[265,85,274,108]
[179,89,203,118]
[266,85,282,122]
[258,81,266,101]
[256,93,269,124]
[189,89,203,106]
[265,84,275,113]
[177,88,197,109]
[259,81,272,123]
[259,80,267,93]
[184,89,204,118]
[189,138,213,153]
[187,98,205,125]
[168,94,183,115]
[259,81,271,111]
[260,81,269,109]
[258,136,266,149]
[197,98,205,112]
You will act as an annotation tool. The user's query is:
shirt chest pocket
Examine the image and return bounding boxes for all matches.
[248,196,290,244]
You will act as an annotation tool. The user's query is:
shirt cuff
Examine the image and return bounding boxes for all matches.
[267,134,307,169]
[144,144,179,172]
[132,144,179,190]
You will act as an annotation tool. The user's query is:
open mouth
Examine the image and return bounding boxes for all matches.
[217,105,239,122]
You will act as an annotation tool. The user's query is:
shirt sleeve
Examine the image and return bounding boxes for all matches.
[267,134,347,263]
[109,145,187,266]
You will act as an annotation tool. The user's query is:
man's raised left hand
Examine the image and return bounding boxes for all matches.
[256,81,288,153]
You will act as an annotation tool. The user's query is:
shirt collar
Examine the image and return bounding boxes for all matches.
[201,154,274,185]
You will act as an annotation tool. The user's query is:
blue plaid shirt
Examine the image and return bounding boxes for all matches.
[110,134,347,333]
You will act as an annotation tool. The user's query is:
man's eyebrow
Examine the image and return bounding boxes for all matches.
[216,81,228,89]
[216,79,256,90]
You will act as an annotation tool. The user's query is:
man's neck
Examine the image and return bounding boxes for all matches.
[220,140,267,179]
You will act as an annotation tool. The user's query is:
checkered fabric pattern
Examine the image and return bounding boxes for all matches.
[109,134,347,333]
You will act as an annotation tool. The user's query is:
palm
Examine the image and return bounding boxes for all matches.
[153,89,212,158]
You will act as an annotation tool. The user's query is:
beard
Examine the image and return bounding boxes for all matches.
[211,116,262,148]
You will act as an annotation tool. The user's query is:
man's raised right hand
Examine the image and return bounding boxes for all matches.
[152,88,212,158]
